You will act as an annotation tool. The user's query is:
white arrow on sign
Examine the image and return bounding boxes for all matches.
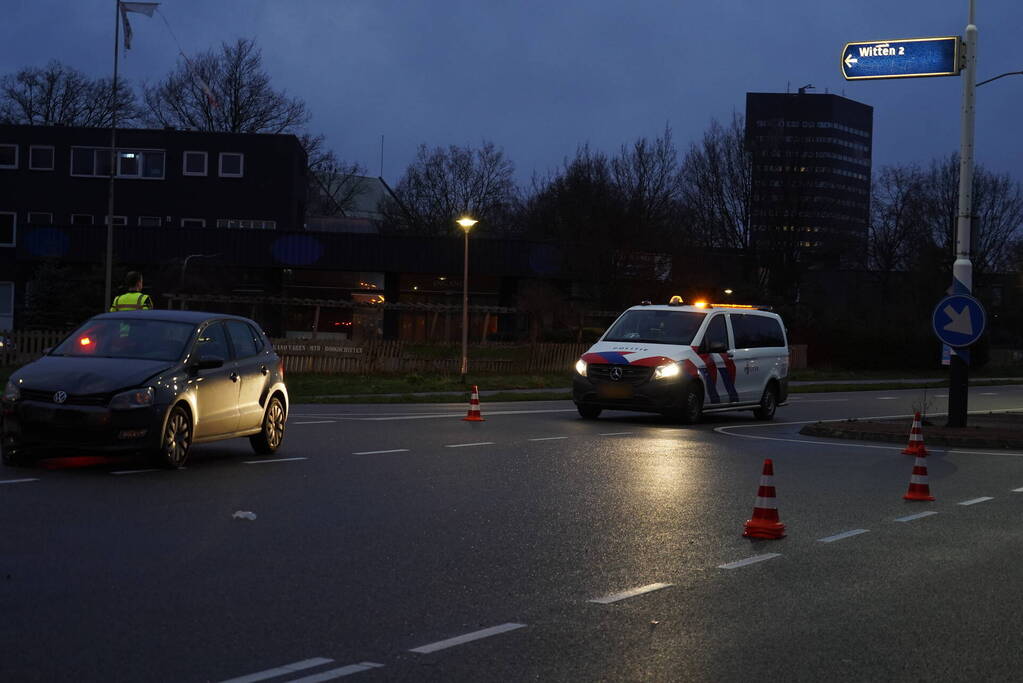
[943,304,973,335]
[844,54,858,68]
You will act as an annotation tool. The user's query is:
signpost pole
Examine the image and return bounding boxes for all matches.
[948,0,977,428]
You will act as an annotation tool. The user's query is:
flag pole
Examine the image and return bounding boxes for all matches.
[105,0,120,310]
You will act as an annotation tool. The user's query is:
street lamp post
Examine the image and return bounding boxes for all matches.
[456,216,478,383]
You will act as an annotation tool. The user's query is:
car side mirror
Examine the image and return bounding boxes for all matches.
[193,355,224,371]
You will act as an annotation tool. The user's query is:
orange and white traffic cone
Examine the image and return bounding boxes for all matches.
[903,454,935,501]
[743,458,786,539]
[463,385,485,422]
[902,412,929,456]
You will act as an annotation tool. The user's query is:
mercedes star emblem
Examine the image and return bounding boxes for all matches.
[53,391,67,404]
[610,367,623,381]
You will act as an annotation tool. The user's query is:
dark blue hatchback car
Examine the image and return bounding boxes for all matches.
[1,311,288,468]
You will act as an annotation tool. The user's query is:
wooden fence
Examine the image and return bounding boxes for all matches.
[0,330,69,367]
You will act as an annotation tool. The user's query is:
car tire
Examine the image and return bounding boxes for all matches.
[753,384,778,421]
[577,403,602,420]
[674,384,703,424]
[158,405,192,468]
[250,396,286,455]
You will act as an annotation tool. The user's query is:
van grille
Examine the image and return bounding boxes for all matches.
[587,364,652,385]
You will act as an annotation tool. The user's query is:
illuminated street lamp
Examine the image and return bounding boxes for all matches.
[456,216,478,382]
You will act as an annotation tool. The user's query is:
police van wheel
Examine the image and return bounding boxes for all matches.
[754,384,778,420]
[675,385,703,424]
[577,404,602,420]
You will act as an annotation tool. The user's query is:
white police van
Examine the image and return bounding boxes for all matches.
[572,297,789,422]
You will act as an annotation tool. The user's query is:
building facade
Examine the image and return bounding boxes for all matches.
[745,92,873,269]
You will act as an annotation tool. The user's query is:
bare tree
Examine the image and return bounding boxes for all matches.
[868,164,927,273]
[143,38,309,134]
[300,133,367,218]
[611,125,686,247]
[0,61,139,127]
[680,114,751,249]
[381,141,517,236]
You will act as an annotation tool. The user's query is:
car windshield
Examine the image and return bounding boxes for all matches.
[50,319,197,362]
[602,310,706,345]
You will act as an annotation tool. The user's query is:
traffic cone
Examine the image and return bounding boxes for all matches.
[743,458,786,539]
[902,412,929,456]
[463,385,485,422]
[903,454,935,501]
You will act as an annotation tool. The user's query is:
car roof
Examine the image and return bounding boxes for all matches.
[93,310,259,325]
[626,304,779,316]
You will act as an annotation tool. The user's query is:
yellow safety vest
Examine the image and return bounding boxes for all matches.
[109,292,153,312]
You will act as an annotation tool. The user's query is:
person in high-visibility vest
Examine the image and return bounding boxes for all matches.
[109,271,153,311]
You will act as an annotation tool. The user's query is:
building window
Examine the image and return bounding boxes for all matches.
[0,212,14,246]
[219,152,244,177]
[71,214,93,225]
[181,218,206,228]
[0,281,12,331]
[138,216,162,227]
[27,212,53,225]
[29,146,55,171]
[71,147,165,179]
[104,215,128,226]
[216,218,276,230]
[183,151,207,176]
[0,144,17,169]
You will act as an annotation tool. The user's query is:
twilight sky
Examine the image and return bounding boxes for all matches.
[5,0,1022,185]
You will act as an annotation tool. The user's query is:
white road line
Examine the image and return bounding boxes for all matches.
[588,582,674,604]
[876,397,898,400]
[243,457,308,464]
[895,511,939,522]
[959,496,994,506]
[599,431,633,436]
[366,408,577,421]
[445,442,495,448]
[787,398,850,403]
[528,436,568,442]
[110,469,161,476]
[1012,487,1023,493]
[293,420,336,425]
[286,662,384,682]
[817,529,869,543]
[978,392,999,395]
[218,657,334,683]
[410,623,526,654]
[0,478,39,485]
[935,394,949,398]
[718,553,781,570]
[352,449,409,455]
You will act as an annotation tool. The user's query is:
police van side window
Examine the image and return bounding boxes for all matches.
[702,315,729,352]
[755,316,785,347]
[732,314,785,348]
[731,314,755,348]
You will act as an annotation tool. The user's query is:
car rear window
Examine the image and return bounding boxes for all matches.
[603,310,706,345]
[51,319,196,361]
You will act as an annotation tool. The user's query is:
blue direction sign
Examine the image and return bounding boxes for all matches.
[842,37,960,80]
[932,294,986,348]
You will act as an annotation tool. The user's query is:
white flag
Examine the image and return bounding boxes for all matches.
[119,2,159,50]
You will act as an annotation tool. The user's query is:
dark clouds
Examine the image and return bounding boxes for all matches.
[5,0,1021,183]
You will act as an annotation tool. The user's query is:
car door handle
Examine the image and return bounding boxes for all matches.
[260,365,269,376]
[229,372,239,382]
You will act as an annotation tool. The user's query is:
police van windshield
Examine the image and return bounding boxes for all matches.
[603,310,706,345]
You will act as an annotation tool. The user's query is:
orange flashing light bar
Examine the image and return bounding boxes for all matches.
[79,336,92,346]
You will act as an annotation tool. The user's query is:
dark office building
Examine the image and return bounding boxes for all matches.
[745,92,873,269]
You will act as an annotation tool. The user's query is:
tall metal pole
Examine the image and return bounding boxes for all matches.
[948,0,977,428]
[105,0,121,310]
[460,226,469,382]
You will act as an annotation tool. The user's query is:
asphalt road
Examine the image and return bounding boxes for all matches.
[3,385,1023,681]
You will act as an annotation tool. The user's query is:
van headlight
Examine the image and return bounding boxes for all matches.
[653,362,681,380]
[574,359,587,377]
[110,386,154,410]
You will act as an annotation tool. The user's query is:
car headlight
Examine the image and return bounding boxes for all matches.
[653,362,681,380]
[109,386,154,410]
[575,359,587,377]
[2,379,19,402]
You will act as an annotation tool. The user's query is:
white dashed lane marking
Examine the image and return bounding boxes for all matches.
[242,457,308,465]
[895,511,939,522]
[409,623,527,654]
[959,496,994,506]
[287,662,384,682]
[817,529,869,543]
[588,582,674,604]
[528,436,568,441]
[876,397,898,400]
[718,553,782,570]
[293,420,336,425]
[110,469,161,476]
[352,449,409,455]
[444,442,495,448]
[1012,487,1023,493]
[599,432,633,436]
[0,478,39,485]
[218,657,334,683]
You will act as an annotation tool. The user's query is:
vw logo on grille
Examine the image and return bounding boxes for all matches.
[609,366,624,381]
[53,391,67,404]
